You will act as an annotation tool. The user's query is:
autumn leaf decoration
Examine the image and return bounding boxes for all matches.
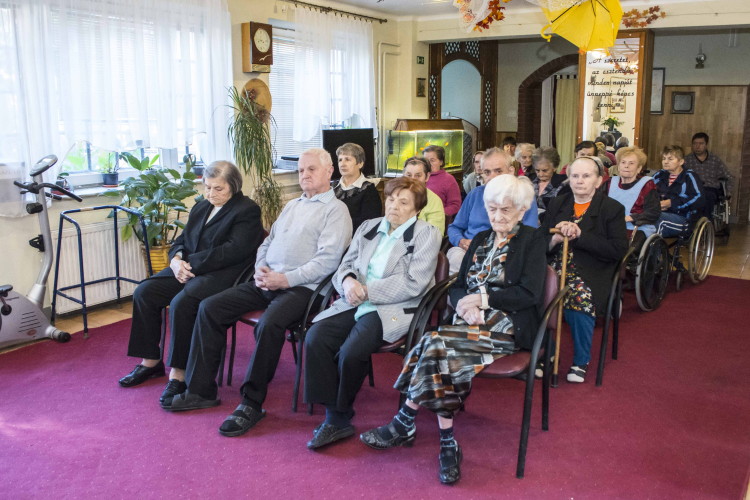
[621,6,666,28]
[473,0,510,32]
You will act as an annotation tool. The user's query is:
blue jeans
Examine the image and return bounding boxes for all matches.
[657,212,688,237]
[564,309,596,366]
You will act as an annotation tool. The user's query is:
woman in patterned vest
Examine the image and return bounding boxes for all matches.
[360,174,547,485]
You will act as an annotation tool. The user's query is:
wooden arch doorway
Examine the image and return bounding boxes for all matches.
[428,41,498,150]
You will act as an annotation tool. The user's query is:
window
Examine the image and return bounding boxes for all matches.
[0,6,25,164]
[268,31,322,162]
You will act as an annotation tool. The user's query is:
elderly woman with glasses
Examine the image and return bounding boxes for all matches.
[303,177,442,450]
[361,174,547,485]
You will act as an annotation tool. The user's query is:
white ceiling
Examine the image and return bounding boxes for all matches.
[331,0,539,17]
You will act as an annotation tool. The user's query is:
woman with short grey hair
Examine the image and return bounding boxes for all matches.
[531,147,569,223]
[361,174,547,485]
[120,159,264,406]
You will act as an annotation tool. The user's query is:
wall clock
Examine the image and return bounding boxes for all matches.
[241,22,273,73]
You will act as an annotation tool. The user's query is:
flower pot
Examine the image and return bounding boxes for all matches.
[141,243,171,276]
[192,165,205,179]
[102,172,119,187]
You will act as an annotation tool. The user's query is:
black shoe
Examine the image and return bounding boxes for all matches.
[360,422,416,450]
[314,409,356,434]
[119,361,165,387]
[307,423,355,449]
[162,391,220,411]
[439,445,463,485]
[567,364,588,383]
[534,356,555,380]
[160,380,187,404]
[219,404,266,437]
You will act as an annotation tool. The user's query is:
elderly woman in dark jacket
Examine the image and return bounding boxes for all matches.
[541,156,627,384]
[360,174,546,485]
[531,146,569,224]
[119,161,264,404]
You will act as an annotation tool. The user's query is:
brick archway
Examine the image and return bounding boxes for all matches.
[516,54,579,145]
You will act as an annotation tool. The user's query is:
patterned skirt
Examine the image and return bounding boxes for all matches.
[393,310,516,418]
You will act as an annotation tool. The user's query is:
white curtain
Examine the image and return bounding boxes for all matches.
[0,0,231,215]
[540,75,554,148]
[292,7,375,142]
[555,77,579,170]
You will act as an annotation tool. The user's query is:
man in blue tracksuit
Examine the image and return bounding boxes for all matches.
[652,145,705,237]
[446,147,538,274]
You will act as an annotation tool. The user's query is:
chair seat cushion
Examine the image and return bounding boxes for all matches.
[377,338,405,353]
[238,310,264,325]
[477,349,544,379]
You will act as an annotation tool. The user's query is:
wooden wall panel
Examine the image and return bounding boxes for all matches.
[647,85,747,218]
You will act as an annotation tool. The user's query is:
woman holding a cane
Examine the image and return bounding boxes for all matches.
[541,156,627,383]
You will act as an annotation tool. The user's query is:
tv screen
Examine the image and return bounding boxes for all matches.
[322,128,375,180]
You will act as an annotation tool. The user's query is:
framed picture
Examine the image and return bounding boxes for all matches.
[651,67,665,114]
[416,78,426,98]
[671,91,695,114]
[610,95,626,113]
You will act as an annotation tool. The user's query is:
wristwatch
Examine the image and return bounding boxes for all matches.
[479,286,489,310]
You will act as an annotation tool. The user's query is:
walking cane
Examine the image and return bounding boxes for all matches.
[549,229,568,389]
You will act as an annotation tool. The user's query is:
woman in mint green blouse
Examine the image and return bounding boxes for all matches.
[303,177,442,450]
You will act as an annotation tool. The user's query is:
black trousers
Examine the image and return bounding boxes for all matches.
[127,276,201,370]
[184,282,316,403]
[304,309,384,413]
[703,186,721,219]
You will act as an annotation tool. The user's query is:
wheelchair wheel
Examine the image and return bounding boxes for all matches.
[688,217,715,284]
[675,271,683,291]
[635,234,670,312]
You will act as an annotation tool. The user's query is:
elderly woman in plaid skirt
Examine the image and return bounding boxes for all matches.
[360,174,547,485]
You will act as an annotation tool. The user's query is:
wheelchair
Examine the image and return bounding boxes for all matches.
[631,215,715,312]
[712,178,730,244]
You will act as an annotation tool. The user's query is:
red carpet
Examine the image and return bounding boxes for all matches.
[1,276,749,499]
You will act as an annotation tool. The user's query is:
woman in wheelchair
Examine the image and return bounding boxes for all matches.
[360,174,546,485]
[541,157,627,384]
[599,146,660,251]
[653,145,705,238]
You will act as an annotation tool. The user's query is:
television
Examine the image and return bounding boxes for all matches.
[322,128,375,180]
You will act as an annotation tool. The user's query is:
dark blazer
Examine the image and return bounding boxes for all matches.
[537,173,570,224]
[334,181,383,232]
[149,193,264,300]
[448,225,546,351]
[541,192,627,314]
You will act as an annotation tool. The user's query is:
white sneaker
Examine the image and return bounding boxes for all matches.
[566,364,588,383]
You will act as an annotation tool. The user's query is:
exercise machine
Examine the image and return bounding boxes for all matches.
[0,155,82,349]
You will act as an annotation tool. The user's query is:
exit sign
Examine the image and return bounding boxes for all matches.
[417,56,424,65]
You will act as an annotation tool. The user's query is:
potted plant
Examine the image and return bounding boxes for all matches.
[228,86,282,228]
[103,152,198,274]
[98,151,119,187]
[184,153,204,179]
[601,116,624,132]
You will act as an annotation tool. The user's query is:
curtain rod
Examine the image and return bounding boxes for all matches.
[288,1,388,24]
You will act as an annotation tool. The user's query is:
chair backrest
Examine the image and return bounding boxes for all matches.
[262,228,270,239]
[433,252,449,312]
[544,265,560,331]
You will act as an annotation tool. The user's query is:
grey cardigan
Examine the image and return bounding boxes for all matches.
[313,217,442,343]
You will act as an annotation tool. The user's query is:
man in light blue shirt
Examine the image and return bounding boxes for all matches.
[447,148,538,273]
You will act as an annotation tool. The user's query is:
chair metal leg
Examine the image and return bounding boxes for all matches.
[597,305,612,388]
[542,330,551,431]
[292,329,304,413]
[218,345,226,388]
[307,403,313,415]
[228,325,236,386]
[612,282,622,360]
[367,356,375,387]
[516,364,536,479]
[291,335,298,365]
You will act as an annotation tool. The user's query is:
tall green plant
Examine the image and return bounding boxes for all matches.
[227,86,281,227]
[103,152,197,247]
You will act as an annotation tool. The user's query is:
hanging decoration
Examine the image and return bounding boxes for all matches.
[454,0,510,32]
[539,0,623,53]
[621,6,665,28]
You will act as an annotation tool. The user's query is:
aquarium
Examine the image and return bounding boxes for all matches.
[385,129,464,176]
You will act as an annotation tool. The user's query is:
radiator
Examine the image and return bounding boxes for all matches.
[51,220,148,314]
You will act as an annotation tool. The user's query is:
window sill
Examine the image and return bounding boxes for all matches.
[67,178,203,199]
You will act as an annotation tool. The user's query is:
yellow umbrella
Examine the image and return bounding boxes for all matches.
[541,0,623,53]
